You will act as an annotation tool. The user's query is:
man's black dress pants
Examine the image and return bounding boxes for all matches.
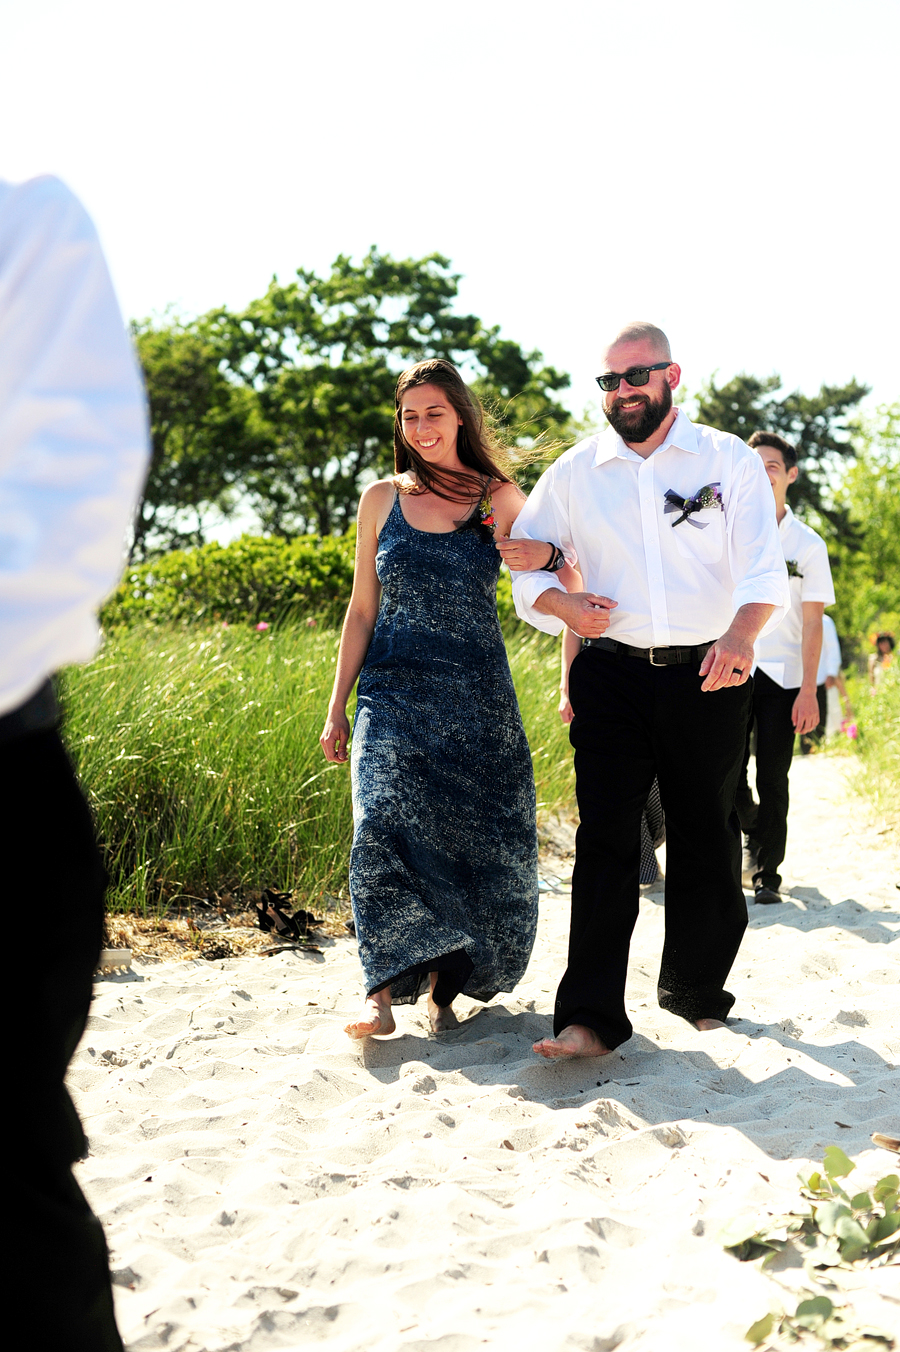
[740,667,799,891]
[557,646,752,1050]
[7,724,124,1352]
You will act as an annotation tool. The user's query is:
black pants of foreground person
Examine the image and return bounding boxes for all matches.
[6,725,124,1352]
[738,668,800,892]
[557,647,752,1050]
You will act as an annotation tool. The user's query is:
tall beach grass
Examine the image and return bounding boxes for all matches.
[61,622,573,914]
[845,665,900,827]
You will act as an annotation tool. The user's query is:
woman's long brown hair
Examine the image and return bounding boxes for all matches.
[393,359,516,504]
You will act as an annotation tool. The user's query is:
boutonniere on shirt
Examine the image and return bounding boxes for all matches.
[786,558,804,579]
[663,482,723,529]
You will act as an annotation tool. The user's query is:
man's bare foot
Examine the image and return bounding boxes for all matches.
[344,996,396,1040]
[532,1024,612,1059]
[694,1017,728,1031]
[427,972,458,1033]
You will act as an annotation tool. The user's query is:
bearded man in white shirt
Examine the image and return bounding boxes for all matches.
[509,322,790,1059]
[734,432,835,903]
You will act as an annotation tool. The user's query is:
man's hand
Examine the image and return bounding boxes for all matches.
[792,688,820,735]
[698,633,755,692]
[494,534,558,571]
[535,588,618,638]
[699,602,774,693]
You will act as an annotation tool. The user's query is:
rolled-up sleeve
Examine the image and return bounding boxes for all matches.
[0,176,149,715]
[509,462,574,635]
[727,452,791,637]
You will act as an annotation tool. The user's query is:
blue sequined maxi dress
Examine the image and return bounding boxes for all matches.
[350,494,539,1006]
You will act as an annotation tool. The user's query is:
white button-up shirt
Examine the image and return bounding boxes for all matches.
[0,176,149,716]
[816,614,842,685]
[754,505,834,689]
[511,409,790,647]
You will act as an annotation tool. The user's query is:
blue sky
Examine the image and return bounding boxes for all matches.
[3,0,898,419]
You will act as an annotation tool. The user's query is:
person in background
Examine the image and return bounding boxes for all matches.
[800,612,852,749]
[737,432,834,903]
[868,631,895,691]
[2,176,149,1351]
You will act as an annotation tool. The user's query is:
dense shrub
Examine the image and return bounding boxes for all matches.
[102,531,518,630]
[102,534,357,629]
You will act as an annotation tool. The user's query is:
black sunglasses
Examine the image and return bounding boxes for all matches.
[595,361,672,393]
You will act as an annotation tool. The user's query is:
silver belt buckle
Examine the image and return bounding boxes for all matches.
[648,646,667,667]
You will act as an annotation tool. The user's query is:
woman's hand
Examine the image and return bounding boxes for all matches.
[494,534,557,572]
[558,693,573,725]
[320,709,351,763]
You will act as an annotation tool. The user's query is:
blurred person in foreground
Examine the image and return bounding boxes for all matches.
[735,433,834,904]
[510,322,790,1059]
[1,175,148,1350]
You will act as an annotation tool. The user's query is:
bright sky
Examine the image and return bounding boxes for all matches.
[3,0,898,419]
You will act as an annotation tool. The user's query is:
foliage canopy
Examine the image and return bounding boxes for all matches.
[133,250,575,552]
[692,371,869,538]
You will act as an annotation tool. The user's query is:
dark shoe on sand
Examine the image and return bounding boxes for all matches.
[754,884,782,905]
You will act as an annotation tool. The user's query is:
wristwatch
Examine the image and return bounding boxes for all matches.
[541,544,566,573]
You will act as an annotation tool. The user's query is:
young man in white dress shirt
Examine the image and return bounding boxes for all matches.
[510,322,790,1058]
[735,433,835,903]
[2,176,148,1350]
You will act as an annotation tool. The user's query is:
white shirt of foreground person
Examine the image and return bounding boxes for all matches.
[754,505,835,690]
[0,175,148,716]
[511,408,789,646]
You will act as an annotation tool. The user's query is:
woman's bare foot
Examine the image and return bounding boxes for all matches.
[427,972,458,1033]
[532,1024,612,1059]
[344,992,396,1040]
[694,1017,728,1031]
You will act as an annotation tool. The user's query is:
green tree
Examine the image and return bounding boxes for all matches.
[203,249,575,535]
[823,403,900,655]
[691,372,869,538]
[133,320,271,559]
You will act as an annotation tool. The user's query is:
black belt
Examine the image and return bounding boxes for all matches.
[582,637,715,667]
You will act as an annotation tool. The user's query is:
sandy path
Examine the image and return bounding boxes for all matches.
[72,756,899,1351]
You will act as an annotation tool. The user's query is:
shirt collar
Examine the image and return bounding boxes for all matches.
[778,503,795,535]
[592,406,699,467]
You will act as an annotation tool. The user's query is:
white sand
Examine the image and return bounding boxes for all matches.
[72,755,900,1351]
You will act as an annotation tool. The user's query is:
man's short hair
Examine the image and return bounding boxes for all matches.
[748,430,799,471]
[609,322,671,361]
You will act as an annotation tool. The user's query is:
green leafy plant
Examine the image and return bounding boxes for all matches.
[746,1294,894,1348]
[720,1147,899,1271]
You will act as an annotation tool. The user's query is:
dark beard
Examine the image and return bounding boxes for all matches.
[604,381,673,443]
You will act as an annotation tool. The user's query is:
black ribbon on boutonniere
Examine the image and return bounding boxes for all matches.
[663,482,723,529]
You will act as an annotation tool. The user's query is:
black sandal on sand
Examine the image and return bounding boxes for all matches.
[256,889,301,939]
[256,889,322,940]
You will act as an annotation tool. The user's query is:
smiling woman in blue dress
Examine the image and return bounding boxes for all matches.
[320,359,580,1039]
